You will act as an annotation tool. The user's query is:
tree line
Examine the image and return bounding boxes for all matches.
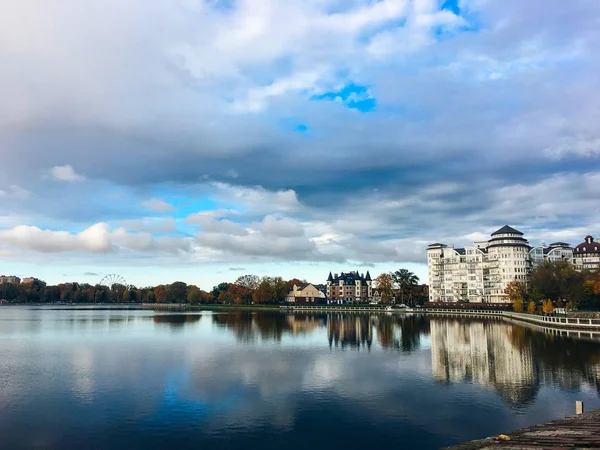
[505,261,600,313]
[374,269,424,305]
[0,274,306,305]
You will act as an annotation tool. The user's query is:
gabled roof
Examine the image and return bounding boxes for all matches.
[327,272,333,282]
[491,225,523,236]
[365,271,372,281]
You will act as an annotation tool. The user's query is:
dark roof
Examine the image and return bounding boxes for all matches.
[329,271,371,285]
[454,248,466,255]
[549,242,571,247]
[327,272,333,282]
[491,225,523,236]
[574,236,599,254]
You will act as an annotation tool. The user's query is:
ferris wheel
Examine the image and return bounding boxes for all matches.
[99,274,128,289]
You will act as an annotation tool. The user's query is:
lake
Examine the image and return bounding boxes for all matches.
[1,307,599,449]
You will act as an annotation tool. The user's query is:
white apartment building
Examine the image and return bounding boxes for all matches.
[529,242,573,267]
[573,235,600,271]
[428,225,533,303]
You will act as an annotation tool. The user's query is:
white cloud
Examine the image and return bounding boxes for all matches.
[255,215,305,238]
[0,223,112,253]
[0,223,191,254]
[141,198,175,212]
[211,182,302,213]
[50,165,85,182]
[190,215,249,236]
[544,136,600,159]
[0,185,30,200]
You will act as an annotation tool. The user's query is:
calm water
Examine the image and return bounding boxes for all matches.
[1,307,600,449]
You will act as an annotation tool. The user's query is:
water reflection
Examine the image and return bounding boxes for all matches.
[1,308,600,449]
[153,314,202,330]
[213,312,325,342]
[211,312,430,352]
[430,317,600,406]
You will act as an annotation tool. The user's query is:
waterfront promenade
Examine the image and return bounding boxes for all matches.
[445,408,600,449]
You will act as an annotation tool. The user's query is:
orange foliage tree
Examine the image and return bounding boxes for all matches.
[542,299,554,315]
[375,273,394,304]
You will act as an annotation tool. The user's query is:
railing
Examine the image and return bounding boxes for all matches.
[505,312,600,329]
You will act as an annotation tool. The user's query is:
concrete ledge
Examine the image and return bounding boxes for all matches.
[443,409,600,449]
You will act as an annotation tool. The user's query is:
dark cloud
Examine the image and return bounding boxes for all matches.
[0,0,599,269]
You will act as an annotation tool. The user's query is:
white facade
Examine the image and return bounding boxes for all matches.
[428,225,532,303]
[529,242,573,267]
[285,283,326,303]
[573,235,600,271]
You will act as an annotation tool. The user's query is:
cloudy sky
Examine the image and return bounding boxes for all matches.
[0,0,599,289]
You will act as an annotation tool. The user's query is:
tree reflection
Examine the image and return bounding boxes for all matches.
[152,314,202,331]
[375,314,430,353]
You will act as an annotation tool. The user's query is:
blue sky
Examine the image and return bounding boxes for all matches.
[0,0,599,289]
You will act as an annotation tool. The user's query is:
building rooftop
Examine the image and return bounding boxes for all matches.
[574,235,599,254]
[491,225,523,236]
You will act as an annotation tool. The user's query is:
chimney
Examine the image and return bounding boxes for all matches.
[334,273,338,278]
[361,273,364,278]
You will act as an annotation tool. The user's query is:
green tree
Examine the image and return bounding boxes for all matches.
[187,285,203,304]
[392,269,420,305]
[530,261,586,306]
[167,282,188,303]
[212,282,229,299]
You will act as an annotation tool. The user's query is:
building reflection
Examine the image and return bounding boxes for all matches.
[430,317,600,406]
[327,314,373,350]
[211,312,431,353]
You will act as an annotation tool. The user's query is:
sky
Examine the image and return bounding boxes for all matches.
[0,0,599,289]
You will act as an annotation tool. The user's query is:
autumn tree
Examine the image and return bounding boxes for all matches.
[375,273,394,304]
[542,299,554,315]
[218,289,234,304]
[527,301,536,314]
[513,299,524,313]
[212,282,229,300]
[154,285,167,303]
[229,284,252,304]
[235,275,260,291]
[253,279,273,304]
[505,280,527,302]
